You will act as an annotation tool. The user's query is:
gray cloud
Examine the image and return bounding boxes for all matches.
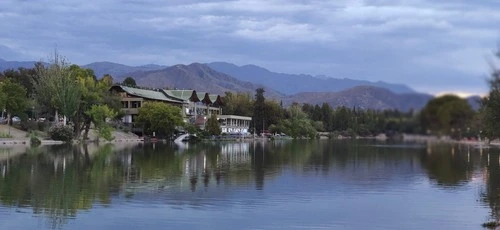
[0,0,498,95]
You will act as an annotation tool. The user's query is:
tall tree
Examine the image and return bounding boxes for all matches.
[122,77,137,86]
[482,51,500,140]
[206,114,221,136]
[34,52,81,125]
[253,88,266,134]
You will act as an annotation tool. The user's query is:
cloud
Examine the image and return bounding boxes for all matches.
[0,0,499,94]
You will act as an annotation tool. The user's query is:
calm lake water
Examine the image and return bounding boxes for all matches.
[0,140,497,229]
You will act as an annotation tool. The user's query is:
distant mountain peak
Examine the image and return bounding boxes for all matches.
[0,58,5,62]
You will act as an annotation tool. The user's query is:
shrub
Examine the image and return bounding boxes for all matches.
[30,132,41,147]
[48,124,73,143]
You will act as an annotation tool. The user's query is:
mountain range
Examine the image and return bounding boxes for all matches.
[82,62,167,78]
[125,63,283,98]
[0,57,480,111]
[207,62,416,94]
[0,58,40,71]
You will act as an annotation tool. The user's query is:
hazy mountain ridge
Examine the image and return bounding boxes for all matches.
[207,62,416,95]
[124,63,283,98]
[82,61,167,79]
[0,59,41,71]
[284,86,434,111]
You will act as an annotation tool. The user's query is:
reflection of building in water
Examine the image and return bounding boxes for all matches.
[179,143,253,191]
[219,143,251,165]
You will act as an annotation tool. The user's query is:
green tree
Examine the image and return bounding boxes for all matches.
[136,102,183,138]
[122,77,137,86]
[221,91,253,117]
[206,114,221,136]
[34,53,81,125]
[420,95,474,137]
[86,105,117,141]
[271,103,318,138]
[0,79,29,124]
[253,88,266,134]
[482,56,500,140]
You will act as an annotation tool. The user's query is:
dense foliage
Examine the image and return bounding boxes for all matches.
[481,54,500,140]
[122,77,137,86]
[420,95,474,137]
[206,114,221,136]
[0,52,121,142]
[136,102,183,138]
[48,123,74,143]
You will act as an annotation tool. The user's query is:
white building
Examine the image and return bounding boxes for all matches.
[217,115,252,134]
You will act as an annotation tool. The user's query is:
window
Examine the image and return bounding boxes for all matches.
[122,101,129,108]
[131,101,141,108]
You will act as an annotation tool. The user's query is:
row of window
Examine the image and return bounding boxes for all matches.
[122,101,142,108]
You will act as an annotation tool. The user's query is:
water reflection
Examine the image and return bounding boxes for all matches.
[0,140,499,229]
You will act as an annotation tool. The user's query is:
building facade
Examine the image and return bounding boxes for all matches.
[110,85,251,134]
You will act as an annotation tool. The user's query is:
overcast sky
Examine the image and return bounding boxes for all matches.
[1,0,499,95]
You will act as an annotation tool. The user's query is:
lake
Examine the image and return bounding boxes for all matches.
[0,140,496,229]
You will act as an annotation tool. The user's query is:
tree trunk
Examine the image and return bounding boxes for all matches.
[83,118,92,140]
[73,113,83,139]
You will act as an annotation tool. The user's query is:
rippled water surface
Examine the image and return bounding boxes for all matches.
[0,140,497,229]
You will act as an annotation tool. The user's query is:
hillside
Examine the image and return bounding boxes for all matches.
[0,59,40,71]
[126,63,283,98]
[207,62,416,95]
[82,61,167,79]
[283,86,433,111]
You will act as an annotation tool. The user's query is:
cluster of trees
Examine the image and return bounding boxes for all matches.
[0,53,124,141]
[222,88,421,138]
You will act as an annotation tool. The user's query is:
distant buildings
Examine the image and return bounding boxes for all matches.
[110,85,251,134]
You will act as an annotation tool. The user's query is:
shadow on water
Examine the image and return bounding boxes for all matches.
[0,140,499,228]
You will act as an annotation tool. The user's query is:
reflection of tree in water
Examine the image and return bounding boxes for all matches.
[0,144,127,229]
[3,140,495,228]
[479,149,500,221]
[419,144,477,187]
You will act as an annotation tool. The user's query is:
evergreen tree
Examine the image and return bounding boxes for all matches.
[206,114,221,136]
[122,77,137,86]
[253,88,266,134]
